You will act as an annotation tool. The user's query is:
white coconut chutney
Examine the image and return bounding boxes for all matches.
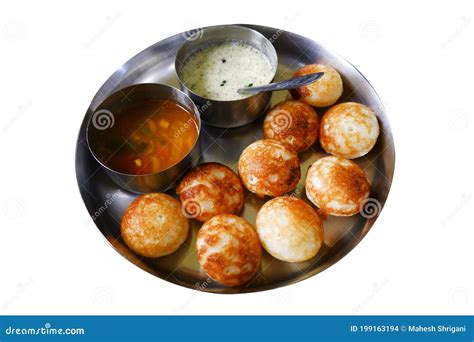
[180,41,275,101]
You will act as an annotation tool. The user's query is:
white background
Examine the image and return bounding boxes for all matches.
[1,0,473,315]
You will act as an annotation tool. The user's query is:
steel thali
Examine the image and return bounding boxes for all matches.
[75,24,395,294]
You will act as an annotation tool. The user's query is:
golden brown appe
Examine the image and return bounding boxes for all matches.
[263,100,319,153]
[289,64,343,107]
[121,193,189,258]
[256,196,324,262]
[305,156,370,216]
[320,102,379,159]
[196,214,262,287]
[176,162,244,222]
[238,139,301,197]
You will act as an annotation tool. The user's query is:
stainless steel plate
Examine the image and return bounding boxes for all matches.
[75,24,395,294]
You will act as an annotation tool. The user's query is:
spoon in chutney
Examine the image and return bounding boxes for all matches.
[237,72,324,94]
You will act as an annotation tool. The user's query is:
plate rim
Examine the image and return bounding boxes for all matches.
[75,23,396,294]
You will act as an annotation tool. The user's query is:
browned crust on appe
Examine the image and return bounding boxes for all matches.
[289,86,310,101]
[306,156,370,216]
[256,196,324,262]
[238,139,301,197]
[196,214,262,286]
[319,102,379,158]
[176,162,244,222]
[289,64,343,107]
[260,196,324,242]
[121,193,189,258]
[263,100,319,153]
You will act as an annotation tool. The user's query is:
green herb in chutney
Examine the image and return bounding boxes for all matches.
[180,41,274,100]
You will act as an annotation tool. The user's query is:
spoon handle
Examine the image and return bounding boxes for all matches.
[237,72,324,94]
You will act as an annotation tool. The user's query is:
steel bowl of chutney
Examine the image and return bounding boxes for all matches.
[175,25,278,128]
[86,83,202,193]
